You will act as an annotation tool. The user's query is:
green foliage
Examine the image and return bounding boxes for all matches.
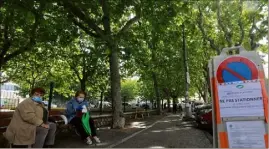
[1,0,267,106]
[121,79,139,101]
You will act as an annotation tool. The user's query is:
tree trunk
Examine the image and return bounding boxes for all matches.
[172,97,177,112]
[109,46,124,128]
[161,98,164,109]
[30,79,36,91]
[151,98,154,109]
[167,98,171,112]
[152,72,162,115]
[203,82,209,103]
[204,66,212,99]
[173,98,176,106]
[80,79,86,92]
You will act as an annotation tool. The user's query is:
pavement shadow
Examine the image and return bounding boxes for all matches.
[54,115,164,148]
[114,114,213,148]
[54,126,144,148]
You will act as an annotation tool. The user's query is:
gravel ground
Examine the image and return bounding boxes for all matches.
[114,114,213,148]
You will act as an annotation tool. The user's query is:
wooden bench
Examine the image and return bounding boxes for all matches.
[49,113,114,135]
[0,118,11,133]
[131,108,152,119]
[0,109,157,140]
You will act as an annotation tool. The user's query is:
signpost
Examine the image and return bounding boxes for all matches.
[216,56,259,83]
[209,46,269,148]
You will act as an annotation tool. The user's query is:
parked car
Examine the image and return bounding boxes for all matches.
[42,101,58,108]
[141,103,150,109]
[130,103,139,109]
[193,104,211,116]
[97,101,112,109]
[122,102,131,107]
[194,104,211,125]
[192,101,204,112]
[196,108,212,131]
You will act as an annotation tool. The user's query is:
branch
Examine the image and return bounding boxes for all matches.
[249,16,256,50]
[216,0,232,47]
[118,15,140,35]
[3,1,45,64]
[0,11,12,58]
[0,0,4,8]
[197,6,220,54]
[68,61,82,81]
[14,1,38,15]
[85,52,98,78]
[82,54,86,81]
[25,78,32,85]
[62,1,108,40]
[70,16,100,38]
[78,36,89,81]
[237,0,244,45]
[0,79,9,84]
[100,0,111,34]
[0,71,18,84]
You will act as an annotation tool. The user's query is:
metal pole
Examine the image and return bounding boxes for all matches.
[99,91,103,115]
[182,22,190,117]
[146,98,148,111]
[267,0,269,96]
[0,71,2,109]
[123,96,126,112]
[48,82,54,111]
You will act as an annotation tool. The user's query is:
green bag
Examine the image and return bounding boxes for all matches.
[81,112,92,135]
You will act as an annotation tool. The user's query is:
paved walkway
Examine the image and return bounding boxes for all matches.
[112,114,213,148]
[54,114,212,148]
[54,115,164,148]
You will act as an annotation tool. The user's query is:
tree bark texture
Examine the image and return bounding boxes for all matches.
[109,46,124,128]
[152,72,162,115]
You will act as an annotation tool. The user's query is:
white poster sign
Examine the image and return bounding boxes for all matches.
[226,121,266,148]
[217,80,264,117]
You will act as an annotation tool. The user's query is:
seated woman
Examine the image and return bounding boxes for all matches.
[3,87,57,148]
[66,91,101,145]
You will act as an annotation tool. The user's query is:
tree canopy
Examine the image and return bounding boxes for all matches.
[0,0,267,128]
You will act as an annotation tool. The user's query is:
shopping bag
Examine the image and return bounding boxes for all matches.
[81,112,92,135]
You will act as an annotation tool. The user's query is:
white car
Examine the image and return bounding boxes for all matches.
[130,103,139,109]
[88,103,95,108]
[42,101,57,108]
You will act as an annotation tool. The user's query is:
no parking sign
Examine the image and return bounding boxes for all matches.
[209,46,268,148]
[216,56,258,83]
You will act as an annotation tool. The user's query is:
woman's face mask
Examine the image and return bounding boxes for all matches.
[77,97,84,102]
[32,96,42,103]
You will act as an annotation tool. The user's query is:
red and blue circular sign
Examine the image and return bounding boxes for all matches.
[216,56,259,83]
